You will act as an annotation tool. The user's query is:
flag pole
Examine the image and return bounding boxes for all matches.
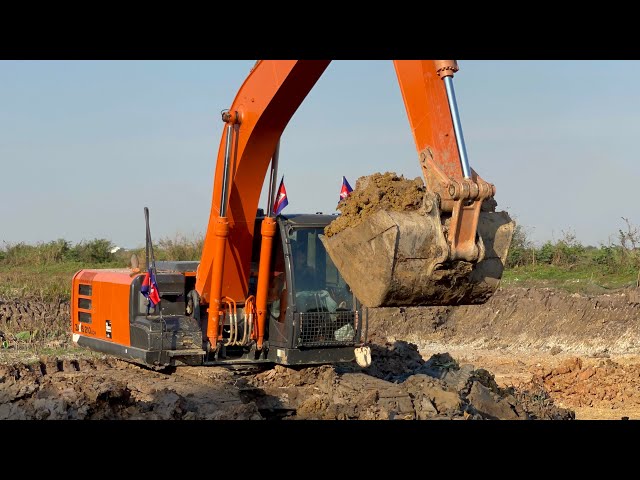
[144,207,165,364]
[267,141,280,217]
[144,207,150,273]
[144,207,161,316]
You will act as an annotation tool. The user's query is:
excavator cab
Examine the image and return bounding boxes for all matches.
[261,213,368,365]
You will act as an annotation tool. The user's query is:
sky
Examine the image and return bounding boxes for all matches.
[1,59,639,250]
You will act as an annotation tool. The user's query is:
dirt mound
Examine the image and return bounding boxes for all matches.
[0,342,573,420]
[3,286,640,419]
[324,172,425,237]
[366,286,640,356]
[362,285,640,419]
[0,298,70,347]
[524,356,640,412]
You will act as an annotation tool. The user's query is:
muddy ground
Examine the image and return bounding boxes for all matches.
[2,285,640,420]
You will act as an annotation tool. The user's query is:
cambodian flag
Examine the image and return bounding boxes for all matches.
[273,176,289,215]
[141,269,161,309]
[339,176,353,201]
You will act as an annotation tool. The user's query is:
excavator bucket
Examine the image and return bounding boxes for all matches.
[321,173,515,308]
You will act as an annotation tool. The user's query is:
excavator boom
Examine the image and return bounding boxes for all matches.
[198,60,514,309]
[195,61,330,304]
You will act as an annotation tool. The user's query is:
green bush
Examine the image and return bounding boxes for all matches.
[506,223,534,267]
[38,239,71,264]
[1,239,72,266]
[156,233,204,262]
[536,241,555,265]
[69,239,115,264]
[591,245,618,272]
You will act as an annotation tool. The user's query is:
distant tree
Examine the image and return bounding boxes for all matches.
[619,217,640,251]
[506,222,535,267]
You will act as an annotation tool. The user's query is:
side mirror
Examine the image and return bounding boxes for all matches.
[130,253,141,275]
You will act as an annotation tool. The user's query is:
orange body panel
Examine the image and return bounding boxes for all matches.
[196,60,331,303]
[71,269,137,347]
[196,60,467,308]
[393,60,463,179]
[255,216,277,348]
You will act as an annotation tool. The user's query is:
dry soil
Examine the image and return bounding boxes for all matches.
[2,285,640,421]
[2,173,638,421]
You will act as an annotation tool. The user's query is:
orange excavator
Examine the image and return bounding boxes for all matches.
[70,60,514,368]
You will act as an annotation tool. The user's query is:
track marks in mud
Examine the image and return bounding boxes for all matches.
[0,341,575,420]
[0,357,260,420]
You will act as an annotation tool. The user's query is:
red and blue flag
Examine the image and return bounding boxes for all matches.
[339,176,353,201]
[273,176,289,215]
[141,268,161,309]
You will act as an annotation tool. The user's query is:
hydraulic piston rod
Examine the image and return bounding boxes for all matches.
[435,60,472,179]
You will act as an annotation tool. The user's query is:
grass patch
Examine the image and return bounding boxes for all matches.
[0,261,123,301]
[0,235,203,302]
[501,264,637,293]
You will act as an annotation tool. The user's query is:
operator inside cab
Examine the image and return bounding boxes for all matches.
[268,224,355,321]
[292,247,318,291]
[290,235,339,314]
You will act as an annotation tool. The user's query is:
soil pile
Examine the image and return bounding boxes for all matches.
[524,356,640,412]
[0,297,68,332]
[366,286,640,356]
[3,285,640,419]
[324,172,425,237]
[0,340,573,420]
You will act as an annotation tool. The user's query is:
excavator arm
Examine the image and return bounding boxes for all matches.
[196,60,514,330]
[395,60,497,261]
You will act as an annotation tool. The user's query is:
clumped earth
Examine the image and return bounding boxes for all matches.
[324,172,425,237]
[0,297,69,337]
[3,285,640,420]
[0,334,572,421]
[321,171,514,308]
